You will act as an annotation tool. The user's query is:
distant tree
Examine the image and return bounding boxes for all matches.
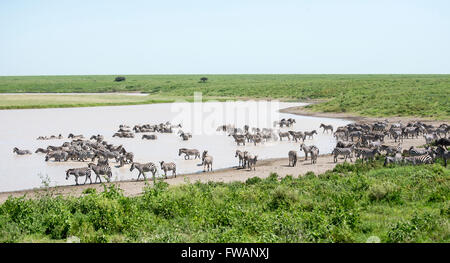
[200,77,208,83]
[115,76,126,82]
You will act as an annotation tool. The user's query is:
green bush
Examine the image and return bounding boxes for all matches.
[0,162,448,243]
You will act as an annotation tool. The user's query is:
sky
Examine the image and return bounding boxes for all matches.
[0,0,449,75]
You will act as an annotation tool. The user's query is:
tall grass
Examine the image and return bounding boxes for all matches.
[1,160,448,243]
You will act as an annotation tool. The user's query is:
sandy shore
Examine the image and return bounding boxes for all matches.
[0,105,444,203]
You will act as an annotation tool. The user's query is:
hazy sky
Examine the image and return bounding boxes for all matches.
[1,0,449,75]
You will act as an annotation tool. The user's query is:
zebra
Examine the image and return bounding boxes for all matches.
[359,148,380,163]
[332,146,354,163]
[160,161,176,178]
[408,146,432,157]
[423,133,438,144]
[299,143,318,161]
[402,127,419,139]
[244,152,258,171]
[349,131,363,142]
[202,151,213,172]
[383,154,403,167]
[35,148,49,154]
[87,163,112,183]
[288,150,298,167]
[390,129,403,143]
[142,134,157,140]
[435,127,447,138]
[178,148,200,160]
[66,167,92,185]
[13,147,31,155]
[233,134,246,146]
[288,131,305,142]
[68,133,84,139]
[380,144,402,156]
[403,154,434,165]
[336,141,354,148]
[179,132,192,141]
[320,123,333,134]
[45,151,68,162]
[310,147,319,164]
[235,150,246,168]
[130,162,157,181]
[434,146,449,166]
[278,132,291,141]
[304,130,317,140]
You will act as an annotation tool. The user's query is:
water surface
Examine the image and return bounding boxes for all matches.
[0,102,351,192]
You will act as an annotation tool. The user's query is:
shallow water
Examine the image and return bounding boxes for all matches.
[0,101,351,192]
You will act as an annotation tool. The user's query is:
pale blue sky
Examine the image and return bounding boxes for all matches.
[1,0,449,75]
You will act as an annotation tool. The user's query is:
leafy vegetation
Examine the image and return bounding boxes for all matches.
[0,74,448,118]
[1,159,448,243]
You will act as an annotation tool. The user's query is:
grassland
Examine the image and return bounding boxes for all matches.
[1,160,448,243]
[0,75,449,119]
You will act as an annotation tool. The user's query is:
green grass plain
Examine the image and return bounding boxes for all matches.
[0,74,448,119]
[1,160,449,243]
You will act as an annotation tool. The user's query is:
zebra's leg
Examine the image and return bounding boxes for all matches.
[75,176,79,185]
[84,175,88,185]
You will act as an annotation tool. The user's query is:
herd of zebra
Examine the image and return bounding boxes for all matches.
[12,121,211,185]
[330,120,450,166]
[11,117,450,186]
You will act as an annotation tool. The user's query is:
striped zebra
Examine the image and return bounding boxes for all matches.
[310,147,319,164]
[304,130,317,140]
[408,146,432,157]
[320,124,333,134]
[332,146,354,163]
[66,167,92,185]
[403,154,433,165]
[160,161,176,178]
[288,150,298,167]
[380,144,402,156]
[435,146,449,166]
[288,131,305,142]
[235,150,246,168]
[299,143,318,161]
[179,148,200,160]
[384,155,403,166]
[88,163,112,183]
[278,132,291,141]
[202,151,213,172]
[13,147,32,155]
[130,162,157,181]
[359,148,380,163]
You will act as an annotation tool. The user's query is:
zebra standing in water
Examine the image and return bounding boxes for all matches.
[320,124,333,134]
[66,168,92,185]
[179,148,201,160]
[130,162,157,181]
[303,130,317,140]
